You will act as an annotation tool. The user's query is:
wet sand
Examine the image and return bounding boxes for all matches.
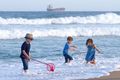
[84,71,120,80]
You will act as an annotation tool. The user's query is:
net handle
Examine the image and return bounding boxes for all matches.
[31,58,55,72]
[32,58,48,65]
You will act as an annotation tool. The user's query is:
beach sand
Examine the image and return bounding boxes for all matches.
[83,71,120,80]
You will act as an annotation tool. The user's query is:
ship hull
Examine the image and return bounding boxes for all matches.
[47,8,65,12]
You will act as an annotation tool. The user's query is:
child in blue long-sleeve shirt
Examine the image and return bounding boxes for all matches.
[63,36,77,63]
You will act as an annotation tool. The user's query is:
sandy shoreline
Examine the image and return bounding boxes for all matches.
[83,71,120,80]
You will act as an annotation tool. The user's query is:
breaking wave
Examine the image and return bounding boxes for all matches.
[0,27,120,39]
[0,13,120,25]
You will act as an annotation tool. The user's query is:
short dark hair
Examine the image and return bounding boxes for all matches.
[86,38,93,45]
[67,36,73,41]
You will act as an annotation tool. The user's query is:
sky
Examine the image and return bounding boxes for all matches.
[0,0,120,11]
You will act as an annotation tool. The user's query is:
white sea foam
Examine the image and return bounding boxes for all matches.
[0,26,120,39]
[0,13,120,25]
[0,36,120,80]
[0,56,120,80]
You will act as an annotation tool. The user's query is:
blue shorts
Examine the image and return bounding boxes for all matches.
[63,54,73,63]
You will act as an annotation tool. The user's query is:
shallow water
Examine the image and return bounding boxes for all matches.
[0,11,120,80]
[0,35,120,80]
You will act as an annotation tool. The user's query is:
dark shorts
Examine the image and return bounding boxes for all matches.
[63,54,73,63]
[21,58,29,70]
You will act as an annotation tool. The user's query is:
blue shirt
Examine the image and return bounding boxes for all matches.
[63,42,70,55]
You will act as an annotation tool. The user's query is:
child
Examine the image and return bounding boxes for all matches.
[85,38,100,64]
[63,36,77,63]
[20,33,33,73]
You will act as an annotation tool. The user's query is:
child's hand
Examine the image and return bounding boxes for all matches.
[69,47,76,51]
[97,50,101,53]
[96,48,101,54]
[71,45,78,48]
[27,56,31,61]
[74,45,78,48]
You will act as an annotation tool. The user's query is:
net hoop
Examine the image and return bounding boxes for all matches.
[47,63,55,72]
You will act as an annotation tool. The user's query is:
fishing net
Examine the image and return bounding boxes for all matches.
[46,63,55,72]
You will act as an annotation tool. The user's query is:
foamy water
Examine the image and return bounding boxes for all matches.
[0,12,120,80]
[0,36,120,80]
[0,54,120,80]
[0,13,120,25]
[0,24,120,39]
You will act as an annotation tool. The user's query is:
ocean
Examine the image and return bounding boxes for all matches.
[0,11,120,80]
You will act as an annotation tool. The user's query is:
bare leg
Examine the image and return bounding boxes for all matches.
[69,60,73,63]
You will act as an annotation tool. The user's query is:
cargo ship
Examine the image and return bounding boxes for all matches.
[47,5,65,12]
